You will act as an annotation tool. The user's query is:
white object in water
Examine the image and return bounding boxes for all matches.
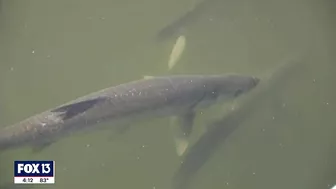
[169,116,189,156]
[174,137,189,156]
[331,184,336,189]
[168,35,186,70]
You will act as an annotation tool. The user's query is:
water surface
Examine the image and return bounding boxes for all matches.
[0,0,335,189]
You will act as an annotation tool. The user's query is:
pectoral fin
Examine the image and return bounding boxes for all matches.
[180,111,195,137]
[170,111,196,156]
[173,135,189,157]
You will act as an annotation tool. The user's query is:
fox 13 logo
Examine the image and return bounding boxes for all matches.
[14,161,55,184]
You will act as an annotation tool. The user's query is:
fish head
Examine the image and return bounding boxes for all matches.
[199,74,260,105]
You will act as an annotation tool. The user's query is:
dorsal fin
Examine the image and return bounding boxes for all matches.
[51,97,106,120]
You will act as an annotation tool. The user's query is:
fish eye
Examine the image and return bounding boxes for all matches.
[234,89,243,97]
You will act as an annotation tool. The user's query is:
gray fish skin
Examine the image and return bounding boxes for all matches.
[0,74,259,152]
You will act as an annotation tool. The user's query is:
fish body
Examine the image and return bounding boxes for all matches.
[0,74,259,152]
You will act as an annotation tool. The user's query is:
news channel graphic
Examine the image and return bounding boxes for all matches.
[14,160,55,184]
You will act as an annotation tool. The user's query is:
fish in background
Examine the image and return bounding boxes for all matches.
[171,56,307,189]
[157,0,219,41]
[0,74,259,156]
[158,0,220,71]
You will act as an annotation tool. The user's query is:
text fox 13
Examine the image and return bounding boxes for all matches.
[14,161,55,184]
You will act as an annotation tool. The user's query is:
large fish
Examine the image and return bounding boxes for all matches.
[0,74,259,153]
[171,57,306,189]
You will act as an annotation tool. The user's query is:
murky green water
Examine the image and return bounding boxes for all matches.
[0,0,335,189]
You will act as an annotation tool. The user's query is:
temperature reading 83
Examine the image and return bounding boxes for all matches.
[40,178,49,183]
